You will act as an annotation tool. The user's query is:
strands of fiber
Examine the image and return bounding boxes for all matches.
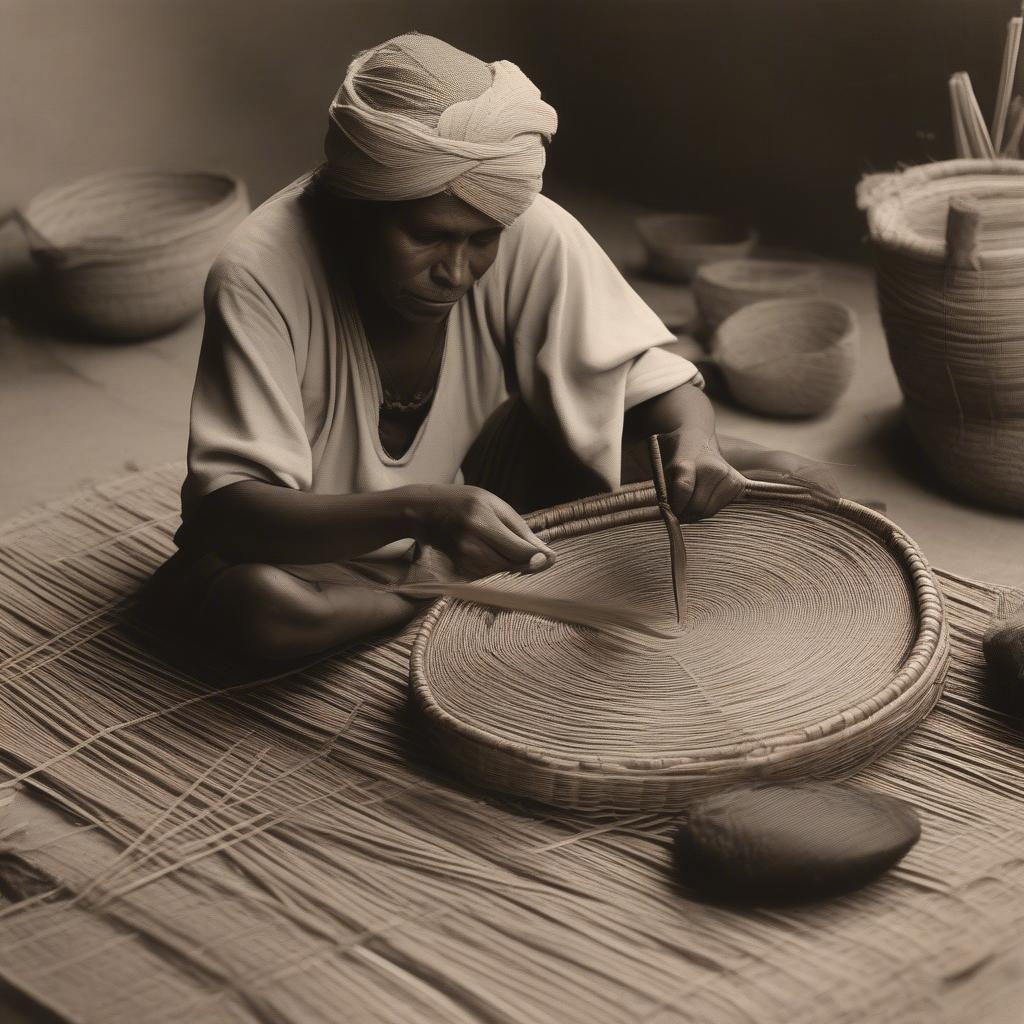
[390,580,676,639]
[0,466,1023,1023]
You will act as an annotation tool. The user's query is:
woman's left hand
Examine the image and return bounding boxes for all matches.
[658,429,747,521]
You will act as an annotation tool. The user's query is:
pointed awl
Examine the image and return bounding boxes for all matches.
[648,434,687,626]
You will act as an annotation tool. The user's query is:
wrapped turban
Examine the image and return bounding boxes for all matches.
[321,33,558,226]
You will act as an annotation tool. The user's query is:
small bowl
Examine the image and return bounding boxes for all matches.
[712,298,858,417]
[635,213,757,282]
[695,258,822,331]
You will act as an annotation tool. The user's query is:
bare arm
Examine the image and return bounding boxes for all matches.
[184,479,555,577]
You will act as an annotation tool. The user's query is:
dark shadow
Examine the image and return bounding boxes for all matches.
[0,225,197,346]
[978,670,1024,723]
[867,406,1024,518]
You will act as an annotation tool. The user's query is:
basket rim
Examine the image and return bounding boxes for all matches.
[19,168,248,258]
[712,297,857,356]
[860,158,1024,263]
[695,256,823,288]
[635,212,756,248]
[409,480,948,776]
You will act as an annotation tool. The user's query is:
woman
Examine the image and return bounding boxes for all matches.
[151,32,751,663]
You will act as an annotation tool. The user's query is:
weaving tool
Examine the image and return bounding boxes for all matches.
[647,434,687,624]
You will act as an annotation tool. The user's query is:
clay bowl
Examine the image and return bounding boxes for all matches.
[694,258,822,331]
[711,298,858,417]
[635,213,756,282]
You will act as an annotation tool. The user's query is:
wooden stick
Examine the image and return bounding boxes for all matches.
[1001,95,1024,156]
[946,198,982,271]
[955,73,996,158]
[992,17,1023,153]
[949,74,971,158]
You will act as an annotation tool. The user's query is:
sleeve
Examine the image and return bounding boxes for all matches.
[180,260,313,522]
[494,197,702,489]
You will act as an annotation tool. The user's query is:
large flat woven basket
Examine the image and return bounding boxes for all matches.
[410,481,949,811]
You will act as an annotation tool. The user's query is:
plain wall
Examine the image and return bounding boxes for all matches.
[515,0,1017,254]
[1,0,1017,254]
[0,0,532,213]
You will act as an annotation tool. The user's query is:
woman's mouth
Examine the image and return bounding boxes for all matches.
[407,292,460,310]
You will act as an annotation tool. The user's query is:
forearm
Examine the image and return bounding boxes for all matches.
[185,479,423,565]
[624,381,716,444]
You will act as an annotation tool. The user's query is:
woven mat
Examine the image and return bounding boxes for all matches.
[1,465,1023,1024]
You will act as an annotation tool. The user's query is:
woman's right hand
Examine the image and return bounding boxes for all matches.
[403,484,556,580]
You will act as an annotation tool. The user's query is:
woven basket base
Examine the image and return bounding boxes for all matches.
[411,483,949,810]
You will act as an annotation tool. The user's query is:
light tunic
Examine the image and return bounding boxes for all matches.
[182,176,701,560]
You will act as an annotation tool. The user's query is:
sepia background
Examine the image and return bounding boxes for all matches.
[0,0,1022,582]
[0,0,1009,254]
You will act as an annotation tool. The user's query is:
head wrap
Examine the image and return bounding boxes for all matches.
[321,33,558,226]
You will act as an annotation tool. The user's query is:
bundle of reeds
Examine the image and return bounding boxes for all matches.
[950,10,1024,158]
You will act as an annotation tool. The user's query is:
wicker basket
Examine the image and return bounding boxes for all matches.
[635,213,756,282]
[410,481,949,811]
[710,298,858,417]
[694,258,822,331]
[858,159,1024,511]
[17,169,249,339]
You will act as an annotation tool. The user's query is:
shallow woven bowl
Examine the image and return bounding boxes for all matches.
[635,213,756,282]
[711,298,858,417]
[859,159,1024,511]
[695,258,822,331]
[410,482,949,811]
[18,169,249,339]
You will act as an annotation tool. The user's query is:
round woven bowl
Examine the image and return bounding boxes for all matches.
[18,169,249,339]
[694,258,822,331]
[635,213,756,282]
[711,298,858,417]
[858,158,1024,511]
[410,482,949,811]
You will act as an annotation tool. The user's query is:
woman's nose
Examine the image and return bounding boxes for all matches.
[433,243,470,289]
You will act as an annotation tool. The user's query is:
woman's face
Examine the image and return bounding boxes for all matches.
[360,193,504,324]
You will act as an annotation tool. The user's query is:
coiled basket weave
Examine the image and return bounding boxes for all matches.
[17,169,249,338]
[859,159,1024,511]
[410,481,950,811]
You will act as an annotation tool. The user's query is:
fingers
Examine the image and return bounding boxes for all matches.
[668,456,746,521]
[683,466,745,520]
[492,503,556,569]
[455,492,555,577]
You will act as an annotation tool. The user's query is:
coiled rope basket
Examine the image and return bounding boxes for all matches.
[410,481,949,811]
[859,159,1024,512]
[16,169,249,339]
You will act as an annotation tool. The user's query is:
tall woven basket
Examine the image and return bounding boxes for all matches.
[16,169,249,339]
[858,159,1024,512]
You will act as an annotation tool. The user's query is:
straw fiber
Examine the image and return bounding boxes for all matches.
[0,465,1022,1024]
[17,170,249,338]
[859,159,1024,511]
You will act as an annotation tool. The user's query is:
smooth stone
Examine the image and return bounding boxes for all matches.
[983,609,1024,683]
[673,781,920,905]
